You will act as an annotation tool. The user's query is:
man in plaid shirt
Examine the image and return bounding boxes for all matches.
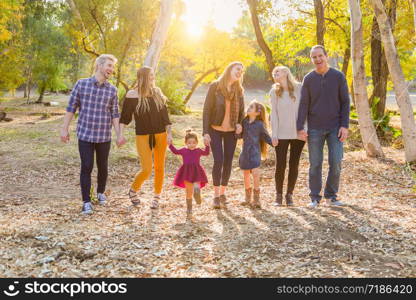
[60,54,126,214]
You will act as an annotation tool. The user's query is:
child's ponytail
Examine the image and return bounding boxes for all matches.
[185,128,198,143]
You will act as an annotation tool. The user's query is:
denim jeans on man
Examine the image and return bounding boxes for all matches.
[307,127,343,202]
[78,139,111,203]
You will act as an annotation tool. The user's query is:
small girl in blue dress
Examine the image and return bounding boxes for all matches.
[238,100,272,208]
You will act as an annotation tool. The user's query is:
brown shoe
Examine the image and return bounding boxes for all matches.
[252,189,261,208]
[242,188,252,206]
[286,194,294,206]
[213,197,220,209]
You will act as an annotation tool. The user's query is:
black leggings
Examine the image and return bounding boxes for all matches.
[209,128,237,186]
[274,139,305,195]
[78,139,111,203]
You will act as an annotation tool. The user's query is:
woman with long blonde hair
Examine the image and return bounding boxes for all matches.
[119,66,172,209]
[202,61,245,209]
[270,66,306,206]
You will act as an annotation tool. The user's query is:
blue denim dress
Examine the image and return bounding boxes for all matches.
[239,118,272,170]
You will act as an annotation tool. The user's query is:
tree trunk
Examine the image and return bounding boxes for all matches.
[314,0,326,46]
[370,16,388,118]
[246,0,275,77]
[370,0,396,119]
[341,44,351,76]
[144,0,174,70]
[348,0,384,158]
[412,0,416,31]
[184,68,219,104]
[36,84,46,103]
[116,31,134,88]
[369,0,416,162]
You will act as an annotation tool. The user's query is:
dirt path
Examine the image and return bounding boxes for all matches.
[0,102,415,277]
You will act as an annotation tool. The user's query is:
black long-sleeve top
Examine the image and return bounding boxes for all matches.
[120,97,171,135]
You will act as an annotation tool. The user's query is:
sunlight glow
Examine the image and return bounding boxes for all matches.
[182,0,243,37]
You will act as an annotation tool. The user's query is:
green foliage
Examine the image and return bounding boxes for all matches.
[371,97,402,139]
[156,72,188,115]
[0,0,24,91]
[17,0,73,97]
[244,62,268,86]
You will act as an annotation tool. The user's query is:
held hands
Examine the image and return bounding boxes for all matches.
[203,134,211,146]
[167,133,173,145]
[235,124,242,135]
[338,127,349,142]
[116,135,127,147]
[272,138,279,147]
[297,130,308,142]
[60,128,70,143]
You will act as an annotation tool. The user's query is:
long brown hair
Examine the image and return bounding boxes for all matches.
[217,61,244,99]
[135,66,166,114]
[246,100,269,160]
[272,66,299,101]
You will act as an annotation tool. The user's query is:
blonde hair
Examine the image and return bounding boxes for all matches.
[94,54,117,72]
[217,61,244,97]
[272,66,299,101]
[135,66,167,114]
[246,100,269,160]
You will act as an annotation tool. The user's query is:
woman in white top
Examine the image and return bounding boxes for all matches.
[270,66,306,206]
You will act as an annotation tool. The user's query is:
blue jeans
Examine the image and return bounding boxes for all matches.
[209,128,237,186]
[307,128,343,202]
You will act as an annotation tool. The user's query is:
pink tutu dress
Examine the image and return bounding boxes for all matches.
[169,144,210,188]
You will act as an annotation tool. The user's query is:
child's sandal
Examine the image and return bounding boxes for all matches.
[128,189,140,206]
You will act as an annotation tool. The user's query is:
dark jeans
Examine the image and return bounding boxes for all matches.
[307,128,343,202]
[78,139,111,203]
[274,139,305,195]
[209,128,237,186]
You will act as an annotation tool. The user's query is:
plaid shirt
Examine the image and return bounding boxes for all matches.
[67,76,120,143]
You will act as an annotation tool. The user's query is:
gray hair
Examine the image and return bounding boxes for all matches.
[94,54,117,71]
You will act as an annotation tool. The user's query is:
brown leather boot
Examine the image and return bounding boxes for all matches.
[242,188,252,206]
[213,197,220,209]
[252,189,261,208]
[186,198,192,214]
[219,194,227,208]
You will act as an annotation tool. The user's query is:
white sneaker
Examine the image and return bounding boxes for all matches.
[327,199,344,206]
[97,193,107,205]
[308,200,319,208]
[82,202,93,214]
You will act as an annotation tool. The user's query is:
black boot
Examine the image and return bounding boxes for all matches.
[242,188,252,206]
[286,193,294,206]
[274,193,283,206]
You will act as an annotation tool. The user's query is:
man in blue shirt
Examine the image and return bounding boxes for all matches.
[60,54,125,214]
[297,45,350,208]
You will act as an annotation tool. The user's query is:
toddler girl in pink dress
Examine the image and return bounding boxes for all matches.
[169,129,209,216]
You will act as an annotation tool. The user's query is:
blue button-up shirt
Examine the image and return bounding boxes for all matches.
[66,76,120,143]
